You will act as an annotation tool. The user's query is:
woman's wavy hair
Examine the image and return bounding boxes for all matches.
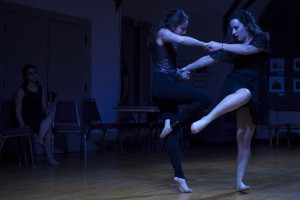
[228,10,270,41]
[22,64,40,87]
[147,9,189,45]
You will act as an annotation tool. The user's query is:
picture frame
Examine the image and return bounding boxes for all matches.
[293,58,300,71]
[293,79,300,92]
[270,58,284,72]
[269,76,284,93]
[193,80,207,88]
[193,67,210,77]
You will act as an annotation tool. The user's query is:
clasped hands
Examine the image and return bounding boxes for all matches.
[177,69,190,80]
[204,41,223,52]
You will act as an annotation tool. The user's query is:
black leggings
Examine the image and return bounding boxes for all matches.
[152,72,211,178]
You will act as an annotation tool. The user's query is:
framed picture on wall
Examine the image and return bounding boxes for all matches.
[269,76,284,93]
[293,79,300,92]
[293,58,300,71]
[193,67,210,77]
[270,58,284,72]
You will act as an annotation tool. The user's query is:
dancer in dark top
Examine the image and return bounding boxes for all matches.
[148,9,211,192]
[181,10,271,193]
[15,64,59,165]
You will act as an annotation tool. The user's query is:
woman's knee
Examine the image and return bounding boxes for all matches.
[237,88,252,101]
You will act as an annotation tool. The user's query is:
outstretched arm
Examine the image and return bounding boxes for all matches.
[157,28,207,47]
[206,41,263,55]
[181,55,217,71]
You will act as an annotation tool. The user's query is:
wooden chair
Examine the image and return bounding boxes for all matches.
[0,99,35,168]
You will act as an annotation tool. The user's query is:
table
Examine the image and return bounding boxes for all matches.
[115,106,160,124]
[115,106,160,113]
[115,106,162,151]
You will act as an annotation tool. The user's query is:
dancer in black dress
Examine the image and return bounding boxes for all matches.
[15,64,59,165]
[181,10,271,193]
[148,9,211,192]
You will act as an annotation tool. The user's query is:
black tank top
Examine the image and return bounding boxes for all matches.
[21,86,43,119]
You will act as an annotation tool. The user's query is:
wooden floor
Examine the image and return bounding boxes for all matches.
[1,142,300,200]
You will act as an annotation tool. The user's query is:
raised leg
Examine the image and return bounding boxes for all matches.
[191,88,251,134]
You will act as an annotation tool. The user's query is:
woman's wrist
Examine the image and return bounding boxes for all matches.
[181,67,187,71]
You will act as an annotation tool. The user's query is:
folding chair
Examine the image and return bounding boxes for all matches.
[0,99,35,168]
[83,98,123,157]
[52,100,85,163]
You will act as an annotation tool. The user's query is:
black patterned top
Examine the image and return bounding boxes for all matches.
[149,41,179,78]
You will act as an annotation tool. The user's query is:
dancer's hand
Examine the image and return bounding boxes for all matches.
[205,41,223,52]
[178,69,190,80]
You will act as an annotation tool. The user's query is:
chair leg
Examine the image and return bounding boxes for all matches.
[117,130,124,154]
[286,125,291,147]
[83,133,87,165]
[101,130,107,155]
[268,127,272,147]
[51,134,55,154]
[0,138,7,153]
[80,133,84,161]
[275,126,279,146]
[26,135,35,168]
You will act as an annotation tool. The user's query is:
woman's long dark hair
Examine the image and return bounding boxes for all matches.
[22,64,40,87]
[228,9,270,41]
[147,9,189,46]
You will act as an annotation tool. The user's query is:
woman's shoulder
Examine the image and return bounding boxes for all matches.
[16,86,25,93]
[254,33,268,40]
[157,27,169,34]
[157,28,173,39]
[15,87,25,98]
[251,33,270,51]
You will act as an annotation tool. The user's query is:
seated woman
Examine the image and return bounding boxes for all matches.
[15,64,59,166]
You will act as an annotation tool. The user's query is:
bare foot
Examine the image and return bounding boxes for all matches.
[174,177,193,193]
[191,116,210,134]
[47,158,60,166]
[159,119,173,139]
[237,182,250,193]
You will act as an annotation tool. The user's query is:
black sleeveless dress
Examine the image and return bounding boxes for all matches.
[210,33,271,125]
[22,86,46,133]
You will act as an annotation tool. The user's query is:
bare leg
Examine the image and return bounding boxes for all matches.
[44,129,59,166]
[236,107,255,193]
[39,113,54,145]
[191,88,252,134]
[174,177,192,193]
[39,113,59,165]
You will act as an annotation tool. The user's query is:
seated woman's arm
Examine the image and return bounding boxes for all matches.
[15,88,27,128]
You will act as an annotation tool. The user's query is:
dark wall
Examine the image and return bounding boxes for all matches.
[260,0,300,111]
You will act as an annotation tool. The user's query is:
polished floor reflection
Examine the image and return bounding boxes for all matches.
[1,142,300,200]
